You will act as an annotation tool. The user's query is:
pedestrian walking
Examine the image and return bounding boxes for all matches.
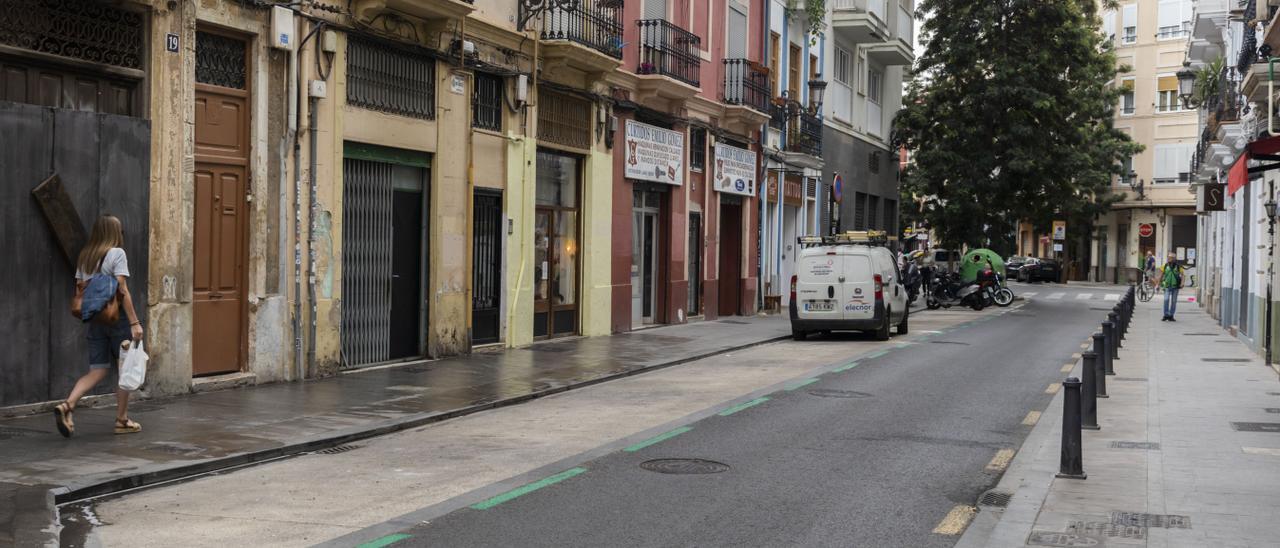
[1159,252,1184,322]
[53,215,144,437]
[1143,251,1157,284]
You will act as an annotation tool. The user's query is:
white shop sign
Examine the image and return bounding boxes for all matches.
[714,143,757,196]
[624,120,684,185]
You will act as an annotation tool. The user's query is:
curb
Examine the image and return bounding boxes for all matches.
[47,332,793,506]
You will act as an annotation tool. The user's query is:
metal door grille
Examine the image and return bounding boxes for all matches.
[195,31,247,89]
[342,158,395,366]
[347,36,435,120]
[537,89,591,149]
[472,191,502,344]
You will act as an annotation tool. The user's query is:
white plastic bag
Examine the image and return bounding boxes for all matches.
[118,340,148,392]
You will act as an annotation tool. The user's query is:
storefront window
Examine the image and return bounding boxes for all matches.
[537,151,579,207]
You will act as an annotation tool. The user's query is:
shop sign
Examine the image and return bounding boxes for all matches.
[1138,223,1154,238]
[784,175,804,207]
[714,143,756,196]
[1199,182,1226,212]
[1052,220,1066,241]
[624,120,684,185]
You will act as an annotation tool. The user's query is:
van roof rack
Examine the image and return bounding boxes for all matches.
[798,230,895,247]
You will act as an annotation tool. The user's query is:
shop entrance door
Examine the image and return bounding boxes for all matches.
[688,212,702,316]
[534,150,580,339]
[632,189,663,327]
[719,199,743,316]
[472,190,503,345]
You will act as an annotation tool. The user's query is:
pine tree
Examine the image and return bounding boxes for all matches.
[894,0,1142,253]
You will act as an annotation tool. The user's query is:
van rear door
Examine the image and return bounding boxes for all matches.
[796,249,844,320]
[839,253,877,321]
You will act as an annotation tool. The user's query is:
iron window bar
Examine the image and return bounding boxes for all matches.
[472,72,503,131]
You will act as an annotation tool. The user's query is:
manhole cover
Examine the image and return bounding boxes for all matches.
[807,389,873,399]
[1112,377,1147,382]
[315,444,361,455]
[978,489,1013,508]
[930,340,970,346]
[719,320,750,325]
[640,458,730,474]
[1202,358,1251,363]
[1231,422,1280,433]
[1109,441,1160,450]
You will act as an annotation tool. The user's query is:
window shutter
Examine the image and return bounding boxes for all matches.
[1154,145,1178,180]
[1157,75,1178,92]
[1122,4,1137,31]
[1103,10,1116,40]
[644,0,666,20]
[1158,0,1180,30]
[728,6,748,58]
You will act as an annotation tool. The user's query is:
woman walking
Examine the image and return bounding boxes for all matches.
[53,215,144,437]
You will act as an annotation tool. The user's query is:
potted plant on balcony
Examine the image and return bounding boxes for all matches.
[640,61,655,74]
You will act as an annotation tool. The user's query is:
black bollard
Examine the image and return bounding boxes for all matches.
[1110,310,1123,347]
[1103,321,1117,374]
[1056,377,1087,480]
[1081,352,1100,430]
[1093,331,1114,378]
[1095,346,1108,398]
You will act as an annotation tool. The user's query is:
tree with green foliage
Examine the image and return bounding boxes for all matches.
[894,0,1142,255]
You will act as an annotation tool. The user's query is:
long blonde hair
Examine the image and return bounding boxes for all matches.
[78,215,124,275]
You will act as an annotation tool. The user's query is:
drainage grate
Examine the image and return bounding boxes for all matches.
[1112,377,1147,382]
[978,489,1013,508]
[1110,441,1160,450]
[807,389,874,399]
[1110,512,1191,529]
[315,444,361,455]
[718,320,750,325]
[640,458,730,475]
[930,340,970,346]
[1201,358,1252,363]
[1231,422,1280,433]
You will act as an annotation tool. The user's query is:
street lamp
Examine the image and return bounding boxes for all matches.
[1126,169,1146,200]
[1267,193,1278,366]
[807,77,827,114]
[1176,62,1199,110]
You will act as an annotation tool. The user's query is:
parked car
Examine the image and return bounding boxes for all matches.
[1018,258,1060,283]
[790,241,909,341]
[1005,256,1030,278]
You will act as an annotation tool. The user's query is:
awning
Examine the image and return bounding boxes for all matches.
[1231,135,1280,195]
[1228,151,1248,195]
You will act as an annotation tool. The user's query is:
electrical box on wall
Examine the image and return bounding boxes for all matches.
[270,5,294,50]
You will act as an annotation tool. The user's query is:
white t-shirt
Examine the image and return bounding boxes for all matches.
[75,247,130,281]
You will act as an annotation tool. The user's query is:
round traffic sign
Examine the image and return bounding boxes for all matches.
[1138,223,1154,238]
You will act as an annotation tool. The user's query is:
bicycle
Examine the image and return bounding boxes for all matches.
[1138,277,1155,302]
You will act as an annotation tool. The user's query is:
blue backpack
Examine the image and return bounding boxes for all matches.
[79,272,121,324]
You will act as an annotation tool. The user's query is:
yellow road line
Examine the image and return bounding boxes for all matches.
[1071,353,1081,359]
[932,505,977,535]
[1060,363,1074,373]
[1045,383,1061,395]
[1022,411,1041,426]
[1079,343,1090,349]
[985,448,1016,472]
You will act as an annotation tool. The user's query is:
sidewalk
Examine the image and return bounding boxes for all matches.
[958,295,1280,547]
[0,315,789,546]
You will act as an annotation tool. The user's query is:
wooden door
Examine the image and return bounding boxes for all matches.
[192,31,249,376]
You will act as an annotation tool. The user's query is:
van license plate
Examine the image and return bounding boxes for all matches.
[806,300,834,312]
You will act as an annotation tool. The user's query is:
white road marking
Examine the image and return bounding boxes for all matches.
[1076,293,1093,300]
[1104,294,1121,301]
[1022,292,1038,297]
[1047,292,1066,300]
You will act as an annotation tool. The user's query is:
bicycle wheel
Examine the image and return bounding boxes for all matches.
[1139,282,1154,302]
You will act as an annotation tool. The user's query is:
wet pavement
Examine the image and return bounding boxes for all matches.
[0,315,788,545]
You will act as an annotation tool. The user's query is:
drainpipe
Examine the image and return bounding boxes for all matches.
[307,94,319,378]
[293,20,323,380]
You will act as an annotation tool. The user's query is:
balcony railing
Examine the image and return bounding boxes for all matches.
[786,109,823,157]
[637,19,701,87]
[769,101,787,131]
[536,1,624,60]
[723,59,770,113]
[1238,0,1258,73]
[1207,66,1243,124]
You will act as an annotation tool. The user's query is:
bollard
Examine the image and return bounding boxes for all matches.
[1081,352,1101,430]
[1093,331,1114,378]
[1095,346,1108,398]
[1056,377,1087,479]
[1108,312,1122,350]
[1102,321,1117,374]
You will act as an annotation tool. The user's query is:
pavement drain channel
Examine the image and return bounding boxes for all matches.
[1182,332,1219,336]
[1109,441,1161,450]
[1201,358,1253,363]
[314,444,361,455]
[929,340,971,346]
[807,389,873,399]
[1230,422,1280,433]
[1265,408,1280,414]
[977,489,1013,508]
[1112,377,1148,382]
[639,458,730,475]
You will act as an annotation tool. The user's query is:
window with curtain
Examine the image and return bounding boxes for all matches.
[1121,3,1137,44]
[1156,75,1180,112]
[1120,78,1135,115]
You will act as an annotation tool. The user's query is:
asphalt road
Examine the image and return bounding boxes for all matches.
[354,283,1119,548]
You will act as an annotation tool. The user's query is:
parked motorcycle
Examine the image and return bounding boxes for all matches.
[926,271,987,311]
[904,262,923,305]
[977,268,1014,307]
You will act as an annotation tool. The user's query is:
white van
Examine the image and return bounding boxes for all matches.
[789,240,909,341]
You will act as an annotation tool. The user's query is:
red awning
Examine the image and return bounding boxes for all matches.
[1228,151,1248,195]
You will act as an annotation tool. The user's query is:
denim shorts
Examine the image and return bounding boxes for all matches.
[87,319,130,370]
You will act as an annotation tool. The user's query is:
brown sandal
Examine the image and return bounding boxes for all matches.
[113,418,141,434]
[54,402,74,438]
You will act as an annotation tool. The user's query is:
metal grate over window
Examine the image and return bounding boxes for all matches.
[0,0,145,71]
[537,88,592,149]
[689,128,706,171]
[472,72,503,131]
[196,31,247,89]
[347,36,435,120]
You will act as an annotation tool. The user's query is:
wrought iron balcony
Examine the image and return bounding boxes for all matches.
[535,1,624,60]
[637,19,701,87]
[769,101,787,131]
[786,109,823,158]
[1238,0,1259,73]
[722,59,770,113]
